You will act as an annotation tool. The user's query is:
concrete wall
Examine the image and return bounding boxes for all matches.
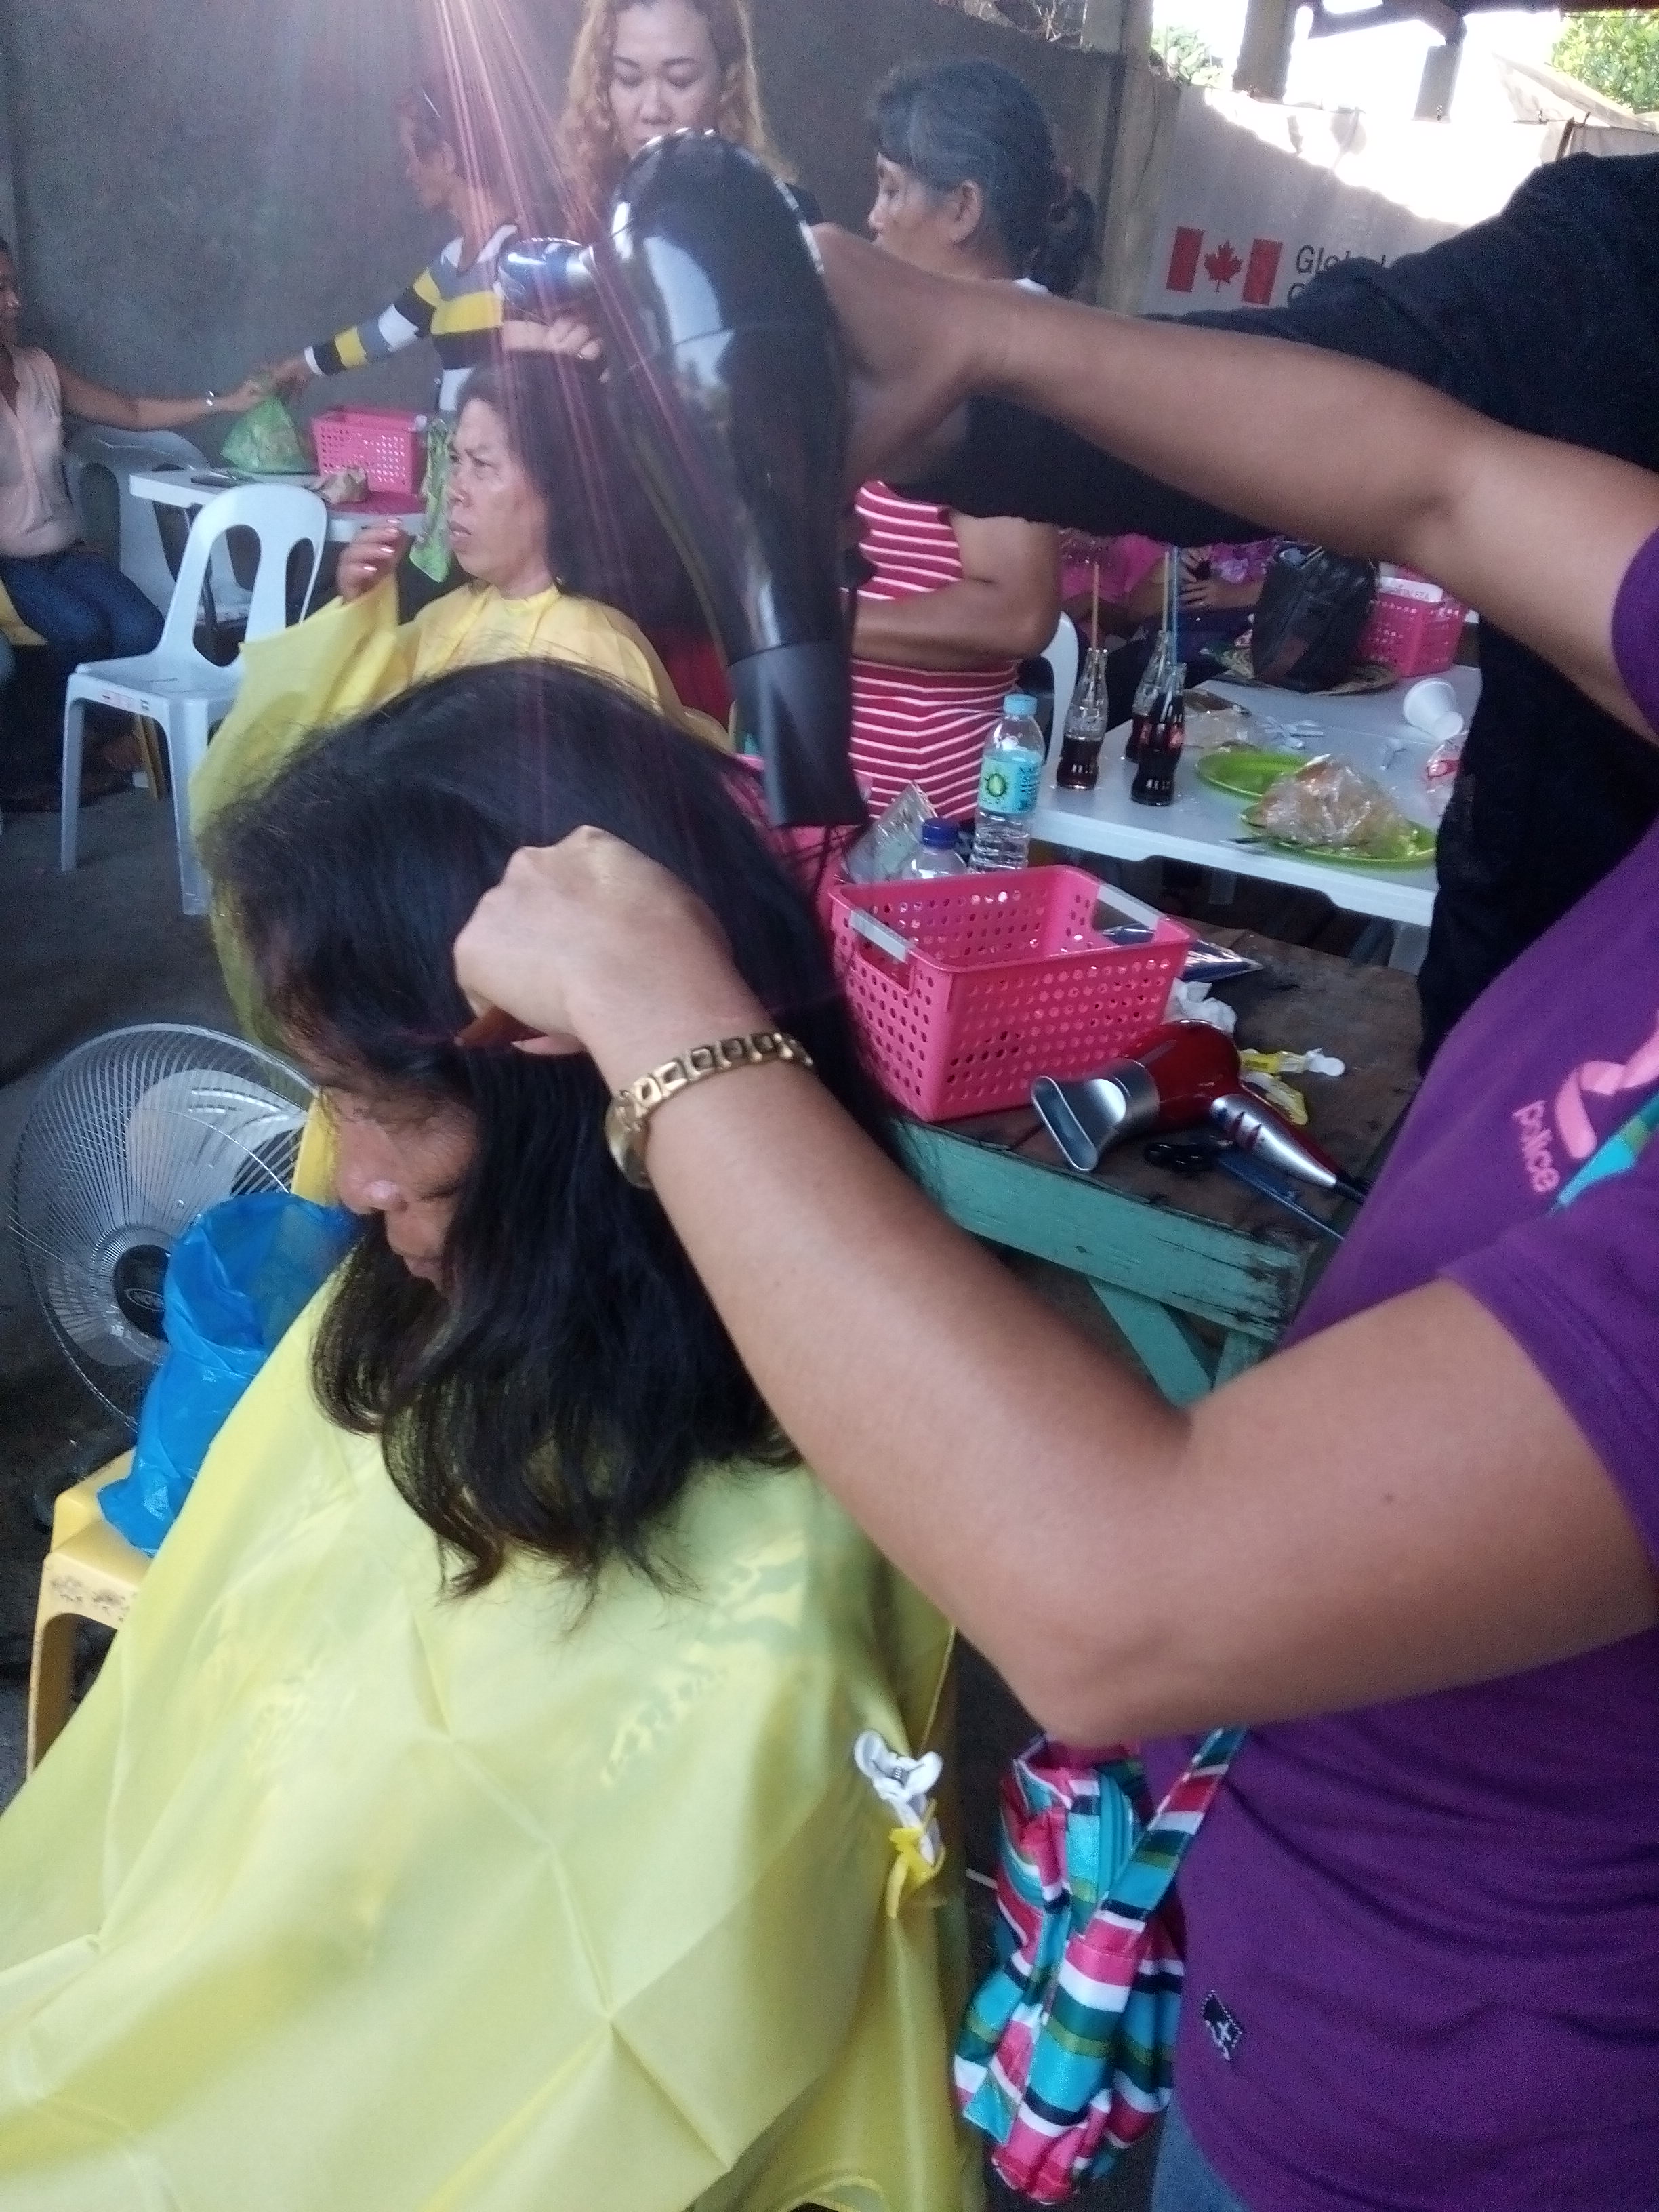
[0,0,1125,441]
[0,0,437,441]
[750,0,1122,237]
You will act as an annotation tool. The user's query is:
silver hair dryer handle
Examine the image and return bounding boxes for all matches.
[1208,1092,1367,1202]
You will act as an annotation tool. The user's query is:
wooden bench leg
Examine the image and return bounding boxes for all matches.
[26,1605,81,1776]
[1092,1284,1216,1406]
[1214,1328,1273,1387]
[1093,1289,1274,1405]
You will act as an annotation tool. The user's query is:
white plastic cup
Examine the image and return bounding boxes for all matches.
[1402,678,1465,742]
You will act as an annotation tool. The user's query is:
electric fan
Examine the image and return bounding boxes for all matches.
[9,1025,315,1428]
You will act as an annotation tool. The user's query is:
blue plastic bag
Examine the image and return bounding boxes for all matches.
[101,1193,357,1556]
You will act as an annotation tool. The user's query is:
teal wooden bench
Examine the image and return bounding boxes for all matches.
[906,931,1422,1406]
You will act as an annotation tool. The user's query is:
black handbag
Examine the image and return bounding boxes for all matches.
[1249,544,1378,692]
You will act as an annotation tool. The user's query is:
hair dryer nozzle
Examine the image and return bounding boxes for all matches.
[727,644,867,830]
[499,238,598,321]
[1031,1065,1161,1173]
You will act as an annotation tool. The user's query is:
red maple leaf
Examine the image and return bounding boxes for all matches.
[1204,239,1243,289]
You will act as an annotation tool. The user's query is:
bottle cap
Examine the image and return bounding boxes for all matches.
[920,819,958,847]
[1003,693,1038,716]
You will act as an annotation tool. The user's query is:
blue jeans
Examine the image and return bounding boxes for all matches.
[0,547,163,672]
[1151,2100,1252,2212]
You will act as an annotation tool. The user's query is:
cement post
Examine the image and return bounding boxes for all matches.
[1092,60,1183,310]
[1080,0,1153,58]
[1234,0,1298,99]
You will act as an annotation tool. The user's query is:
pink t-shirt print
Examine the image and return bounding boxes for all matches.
[1556,1008,1659,1160]
[1511,1010,1659,1196]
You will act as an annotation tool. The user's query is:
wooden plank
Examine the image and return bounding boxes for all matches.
[1092,1286,1216,1405]
[907,1124,1309,1336]
[1214,1328,1271,1388]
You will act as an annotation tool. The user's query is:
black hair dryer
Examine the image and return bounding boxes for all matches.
[499,135,864,830]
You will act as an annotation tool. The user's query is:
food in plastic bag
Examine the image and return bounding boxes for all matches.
[1244,756,1425,859]
[317,464,369,507]
[221,394,315,476]
[1183,698,1254,754]
[100,1192,357,1555]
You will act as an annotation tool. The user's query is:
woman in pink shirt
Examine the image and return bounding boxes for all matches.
[0,238,260,709]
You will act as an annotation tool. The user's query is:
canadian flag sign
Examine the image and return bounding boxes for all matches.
[1164,227,1283,306]
[1141,89,1549,317]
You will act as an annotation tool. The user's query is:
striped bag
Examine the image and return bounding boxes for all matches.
[955,1728,1242,2203]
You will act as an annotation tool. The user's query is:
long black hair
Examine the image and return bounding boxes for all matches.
[459,359,703,634]
[869,58,1097,298]
[201,659,899,1591]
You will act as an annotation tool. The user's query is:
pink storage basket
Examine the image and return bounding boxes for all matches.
[311,407,428,495]
[831,867,1191,1123]
[1359,569,1468,678]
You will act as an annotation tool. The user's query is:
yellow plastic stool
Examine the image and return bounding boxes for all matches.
[24,1104,338,1774]
[26,1459,146,1771]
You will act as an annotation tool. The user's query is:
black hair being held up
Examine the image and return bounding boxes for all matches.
[201,659,900,1593]
[868,57,1097,298]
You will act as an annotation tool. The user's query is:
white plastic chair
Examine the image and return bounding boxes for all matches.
[1042,612,1080,746]
[60,485,327,915]
[64,427,254,640]
[64,428,211,613]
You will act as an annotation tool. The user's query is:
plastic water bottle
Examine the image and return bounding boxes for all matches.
[898,819,969,880]
[970,693,1045,872]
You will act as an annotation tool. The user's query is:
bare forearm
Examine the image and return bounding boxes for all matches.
[58,365,221,433]
[455,834,1659,1739]
[622,1037,1190,1728]
[127,394,220,430]
[970,287,1659,727]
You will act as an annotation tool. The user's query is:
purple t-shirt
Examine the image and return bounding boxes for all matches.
[1146,530,1659,2209]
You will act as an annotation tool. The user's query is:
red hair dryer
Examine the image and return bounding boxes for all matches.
[1032,1025,1366,1200]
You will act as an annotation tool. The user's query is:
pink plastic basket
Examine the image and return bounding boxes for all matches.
[1359,569,1468,678]
[830,867,1191,1123]
[311,407,427,495]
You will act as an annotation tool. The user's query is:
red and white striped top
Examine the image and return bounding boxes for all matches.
[850,483,1020,821]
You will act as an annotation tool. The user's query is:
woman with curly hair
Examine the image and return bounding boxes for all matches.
[557,0,804,241]
[508,0,813,383]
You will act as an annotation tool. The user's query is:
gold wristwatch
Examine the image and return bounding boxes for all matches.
[604,1031,813,1190]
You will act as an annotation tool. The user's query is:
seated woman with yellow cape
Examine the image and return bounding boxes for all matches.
[190,354,724,855]
[0,662,979,2212]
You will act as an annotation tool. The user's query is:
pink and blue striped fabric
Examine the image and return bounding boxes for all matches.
[955,1727,1242,2203]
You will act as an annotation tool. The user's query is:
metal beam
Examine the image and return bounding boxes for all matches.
[1415,14,1467,117]
[1309,0,1463,41]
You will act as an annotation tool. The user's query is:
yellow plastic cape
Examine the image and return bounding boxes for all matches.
[0,1304,981,2212]
[190,573,723,837]
[188,577,729,1040]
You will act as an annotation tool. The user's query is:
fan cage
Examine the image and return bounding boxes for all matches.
[9,1025,315,1429]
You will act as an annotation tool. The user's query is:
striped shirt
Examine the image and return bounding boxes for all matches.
[306,224,518,417]
[850,483,1019,821]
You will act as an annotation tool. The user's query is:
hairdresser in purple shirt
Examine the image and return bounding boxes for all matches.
[453,240,1659,2211]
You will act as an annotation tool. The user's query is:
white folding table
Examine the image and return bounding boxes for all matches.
[1032,663,1481,966]
[129,466,424,546]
